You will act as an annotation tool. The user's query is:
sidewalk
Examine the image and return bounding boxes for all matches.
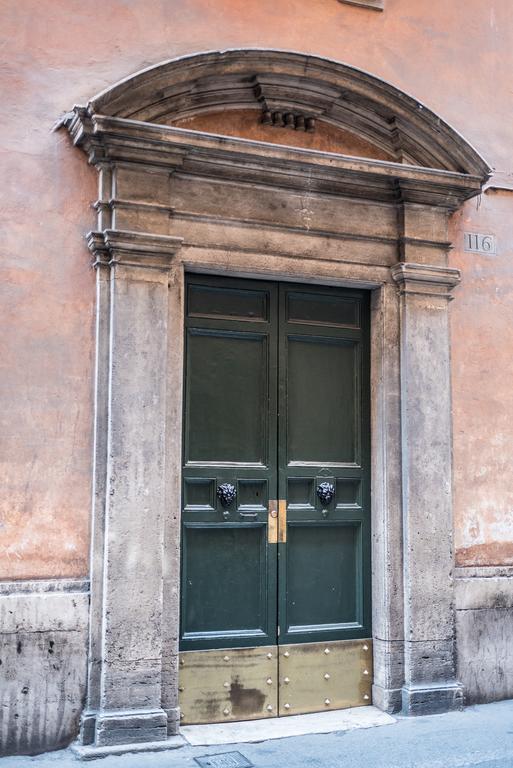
[2,699,513,768]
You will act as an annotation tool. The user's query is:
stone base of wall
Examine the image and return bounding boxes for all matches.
[2,569,513,756]
[0,580,89,756]
[455,567,513,705]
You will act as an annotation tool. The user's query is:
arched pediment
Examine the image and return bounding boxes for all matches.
[87,49,489,176]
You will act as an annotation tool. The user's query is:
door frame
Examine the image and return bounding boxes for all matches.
[65,49,490,751]
[81,240,457,744]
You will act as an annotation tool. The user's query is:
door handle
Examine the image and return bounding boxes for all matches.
[239,511,258,520]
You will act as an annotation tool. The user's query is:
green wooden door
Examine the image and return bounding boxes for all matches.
[179,275,371,721]
[277,282,371,646]
[180,276,279,651]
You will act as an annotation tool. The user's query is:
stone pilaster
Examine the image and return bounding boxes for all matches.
[85,230,183,747]
[392,260,464,715]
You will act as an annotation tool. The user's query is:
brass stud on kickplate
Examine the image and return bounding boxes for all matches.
[267,652,273,659]
[178,686,184,692]
[363,644,369,651]
[223,708,230,716]
[324,648,330,655]
[180,713,184,720]
[223,655,230,662]
[266,678,273,686]
[324,673,330,680]
[284,651,290,658]
[363,694,370,701]
[223,682,230,689]
[283,677,290,684]
[363,669,369,676]
[267,704,273,712]
[325,698,331,706]
[284,703,290,710]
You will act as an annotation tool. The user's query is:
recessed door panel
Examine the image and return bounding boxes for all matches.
[185,330,268,465]
[182,524,269,640]
[285,523,359,632]
[188,283,269,323]
[286,291,360,328]
[286,336,357,465]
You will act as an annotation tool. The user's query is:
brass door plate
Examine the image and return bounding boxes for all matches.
[278,638,372,716]
[179,646,278,725]
[268,500,286,543]
[268,500,278,543]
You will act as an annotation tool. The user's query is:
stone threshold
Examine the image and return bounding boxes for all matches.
[71,706,395,758]
[181,706,395,746]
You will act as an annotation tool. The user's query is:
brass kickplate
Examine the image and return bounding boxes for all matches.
[278,638,372,717]
[195,752,253,768]
[179,646,277,725]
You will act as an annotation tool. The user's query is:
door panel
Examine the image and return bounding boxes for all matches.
[286,290,361,328]
[286,336,357,464]
[181,524,269,638]
[285,523,359,630]
[185,330,269,465]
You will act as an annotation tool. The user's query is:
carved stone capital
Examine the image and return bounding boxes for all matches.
[391,262,461,299]
[87,229,183,271]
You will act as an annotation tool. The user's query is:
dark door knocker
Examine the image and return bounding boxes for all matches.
[217,483,237,507]
[316,482,335,506]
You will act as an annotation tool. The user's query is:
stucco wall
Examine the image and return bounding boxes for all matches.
[1,0,512,580]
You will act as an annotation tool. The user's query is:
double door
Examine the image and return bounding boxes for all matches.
[179,275,371,724]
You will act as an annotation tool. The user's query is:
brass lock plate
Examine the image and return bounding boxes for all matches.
[268,500,287,543]
[179,646,278,725]
[278,638,372,716]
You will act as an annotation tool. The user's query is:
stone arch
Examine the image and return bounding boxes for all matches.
[84,48,489,175]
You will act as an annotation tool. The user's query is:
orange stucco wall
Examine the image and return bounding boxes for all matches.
[1,0,512,578]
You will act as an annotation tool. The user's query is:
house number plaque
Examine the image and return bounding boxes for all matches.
[464,232,496,255]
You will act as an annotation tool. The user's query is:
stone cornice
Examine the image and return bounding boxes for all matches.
[87,229,183,270]
[339,0,383,9]
[391,262,461,298]
[68,110,486,211]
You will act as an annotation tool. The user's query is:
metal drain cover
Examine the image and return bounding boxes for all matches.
[194,752,253,768]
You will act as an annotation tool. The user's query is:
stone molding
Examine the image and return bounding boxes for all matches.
[339,0,384,9]
[391,262,461,298]
[87,229,183,270]
[0,578,89,595]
